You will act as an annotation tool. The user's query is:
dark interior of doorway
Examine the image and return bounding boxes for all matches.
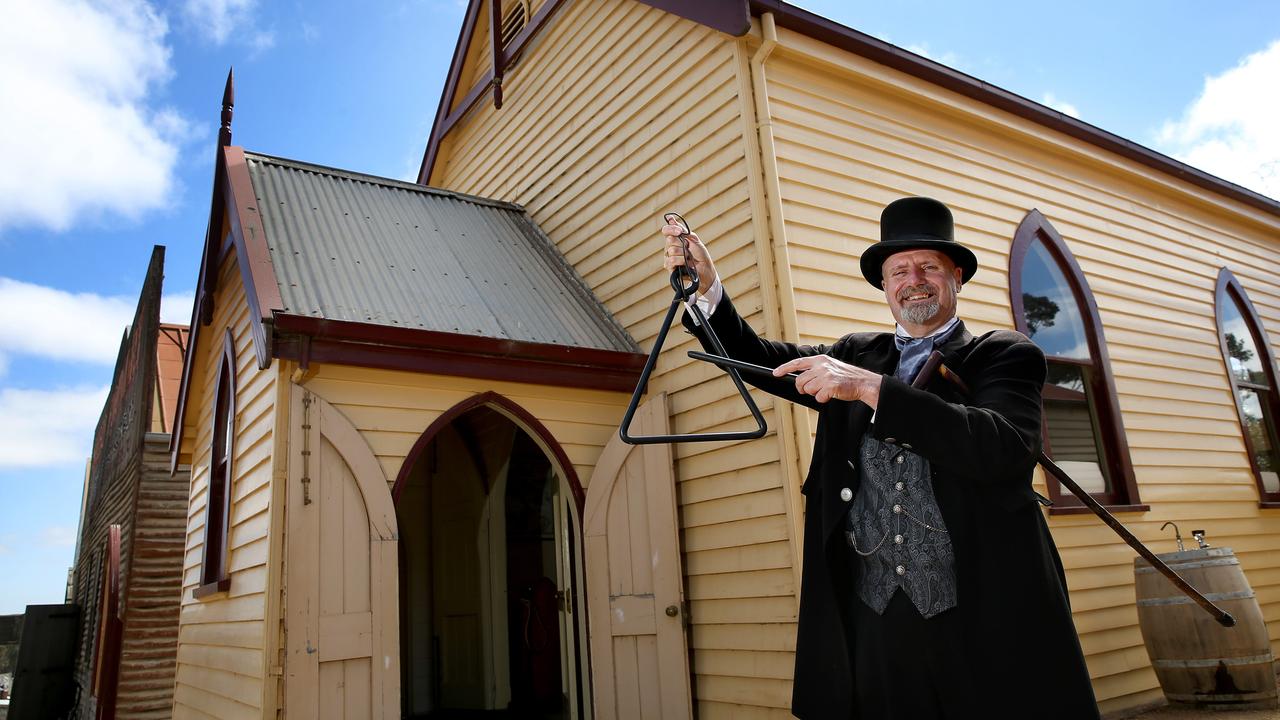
[398,407,581,720]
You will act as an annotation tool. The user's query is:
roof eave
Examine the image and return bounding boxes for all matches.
[168,145,284,474]
[272,313,647,394]
[748,0,1280,218]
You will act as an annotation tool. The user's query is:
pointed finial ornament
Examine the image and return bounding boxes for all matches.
[219,68,235,147]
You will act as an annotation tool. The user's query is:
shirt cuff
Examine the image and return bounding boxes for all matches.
[685,277,723,325]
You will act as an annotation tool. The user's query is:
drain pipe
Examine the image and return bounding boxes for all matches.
[736,12,812,587]
[751,14,812,478]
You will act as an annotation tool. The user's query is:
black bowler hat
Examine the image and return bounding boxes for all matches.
[859,197,978,288]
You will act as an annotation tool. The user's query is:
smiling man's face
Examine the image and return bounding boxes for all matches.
[881,249,963,336]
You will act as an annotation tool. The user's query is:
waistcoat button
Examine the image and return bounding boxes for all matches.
[839,487,853,502]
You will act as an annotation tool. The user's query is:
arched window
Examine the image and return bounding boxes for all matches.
[1009,210,1142,511]
[195,330,236,597]
[1215,268,1280,505]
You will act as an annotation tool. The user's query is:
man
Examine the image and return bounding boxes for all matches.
[662,197,1099,719]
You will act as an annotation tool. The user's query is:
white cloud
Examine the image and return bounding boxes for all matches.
[0,278,134,364]
[1157,40,1280,201]
[39,526,78,548]
[182,0,256,45]
[0,278,193,364]
[1041,92,1080,119]
[250,29,276,53]
[302,22,320,43]
[0,352,8,379]
[161,291,196,325]
[0,0,190,232]
[0,386,108,468]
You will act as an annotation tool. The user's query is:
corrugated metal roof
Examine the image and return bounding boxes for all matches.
[245,152,638,353]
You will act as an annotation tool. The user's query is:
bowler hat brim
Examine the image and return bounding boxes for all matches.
[860,238,978,289]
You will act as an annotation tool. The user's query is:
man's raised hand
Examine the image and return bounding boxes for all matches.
[661,222,718,296]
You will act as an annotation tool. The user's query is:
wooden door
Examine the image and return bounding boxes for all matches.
[585,393,691,719]
[286,385,400,719]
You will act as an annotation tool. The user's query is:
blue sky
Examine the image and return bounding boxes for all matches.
[1,0,1277,615]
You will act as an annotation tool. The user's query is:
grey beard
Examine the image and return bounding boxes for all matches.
[901,300,940,326]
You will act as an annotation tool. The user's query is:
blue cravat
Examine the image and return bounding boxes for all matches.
[894,318,960,383]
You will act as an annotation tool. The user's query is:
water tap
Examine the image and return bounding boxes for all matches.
[1160,521,1184,552]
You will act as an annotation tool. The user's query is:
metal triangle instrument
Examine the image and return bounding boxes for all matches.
[619,213,769,445]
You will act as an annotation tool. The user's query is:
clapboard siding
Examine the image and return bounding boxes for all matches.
[114,434,187,719]
[431,2,803,714]
[173,250,277,719]
[764,35,1280,715]
[428,3,1280,717]
[300,363,631,492]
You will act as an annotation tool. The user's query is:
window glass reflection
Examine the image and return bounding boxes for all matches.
[1239,388,1280,493]
[1220,298,1268,386]
[1021,239,1089,360]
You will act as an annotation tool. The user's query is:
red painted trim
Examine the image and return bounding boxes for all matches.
[273,313,642,369]
[636,0,750,36]
[198,330,237,596]
[390,391,586,516]
[272,313,645,392]
[223,146,283,369]
[1009,209,1140,509]
[500,0,568,69]
[1214,268,1280,504]
[192,578,231,599]
[418,0,485,185]
[747,0,1280,219]
[172,143,288,473]
[489,0,504,109]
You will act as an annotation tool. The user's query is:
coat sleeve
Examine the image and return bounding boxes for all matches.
[870,333,1046,489]
[680,291,829,411]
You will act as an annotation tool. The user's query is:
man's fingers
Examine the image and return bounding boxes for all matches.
[774,356,817,376]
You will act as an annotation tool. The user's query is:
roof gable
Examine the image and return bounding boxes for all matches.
[418,0,1280,217]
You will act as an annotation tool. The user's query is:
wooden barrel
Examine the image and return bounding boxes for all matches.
[1134,547,1278,710]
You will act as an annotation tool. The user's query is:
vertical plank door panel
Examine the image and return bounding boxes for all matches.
[585,393,693,719]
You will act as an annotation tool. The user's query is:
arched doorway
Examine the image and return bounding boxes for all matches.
[394,394,589,719]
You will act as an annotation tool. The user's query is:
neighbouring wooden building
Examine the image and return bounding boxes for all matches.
[69,247,191,719]
[167,1,1280,718]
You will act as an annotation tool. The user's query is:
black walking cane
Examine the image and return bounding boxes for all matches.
[619,213,769,445]
[689,348,1237,626]
[918,350,1239,626]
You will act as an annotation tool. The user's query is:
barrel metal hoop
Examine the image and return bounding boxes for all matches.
[1152,653,1275,669]
[1135,557,1239,574]
[1137,589,1254,606]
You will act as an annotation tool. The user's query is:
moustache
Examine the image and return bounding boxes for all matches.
[897,284,938,302]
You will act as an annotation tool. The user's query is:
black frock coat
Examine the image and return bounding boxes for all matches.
[683,293,1100,719]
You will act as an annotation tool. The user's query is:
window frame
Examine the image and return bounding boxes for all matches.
[195,329,237,598]
[1214,268,1280,507]
[1009,209,1144,513]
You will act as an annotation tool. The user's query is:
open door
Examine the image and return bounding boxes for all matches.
[585,393,692,719]
[286,385,400,719]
